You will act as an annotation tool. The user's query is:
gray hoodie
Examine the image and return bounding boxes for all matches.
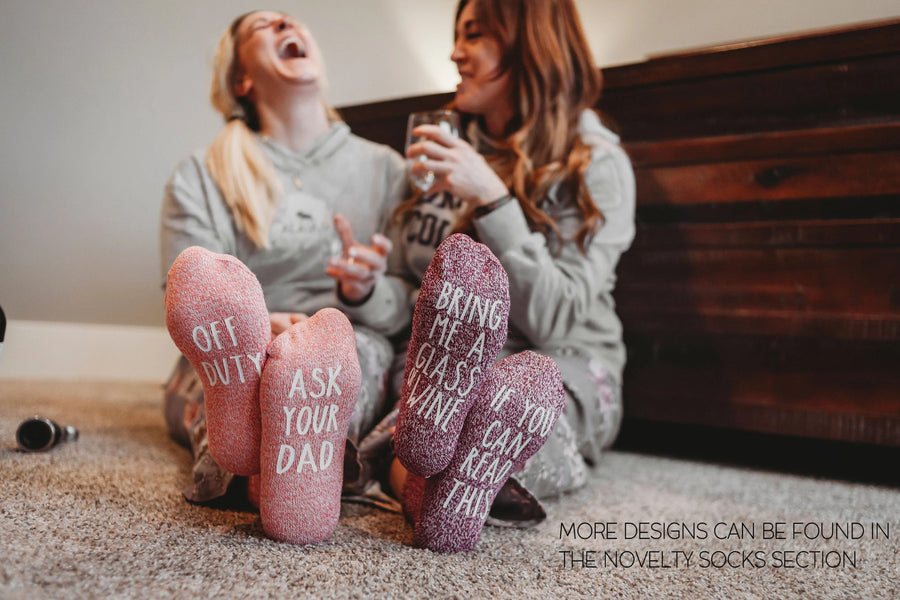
[161,122,411,336]
[388,110,636,380]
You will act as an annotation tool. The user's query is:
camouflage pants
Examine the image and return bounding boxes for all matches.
[513,350,622,499]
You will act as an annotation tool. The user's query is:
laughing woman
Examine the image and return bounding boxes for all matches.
[384,0,636,502]
[160,11,409,502]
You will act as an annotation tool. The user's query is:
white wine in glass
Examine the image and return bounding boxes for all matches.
[405,110,460,193]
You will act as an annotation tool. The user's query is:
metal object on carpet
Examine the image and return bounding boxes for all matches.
[15,416,79,452]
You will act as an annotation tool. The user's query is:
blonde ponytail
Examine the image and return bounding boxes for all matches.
[205,118,283,249]
[205,13,284,249]
[204,12,343,248]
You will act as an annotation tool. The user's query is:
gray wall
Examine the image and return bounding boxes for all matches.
[2,0,897,328]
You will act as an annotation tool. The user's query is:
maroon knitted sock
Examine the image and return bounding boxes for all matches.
[414,351,567,552]
[394,234,509,477]
[165,246,269,476]
[401,471,426,525]
[258,308,361,544]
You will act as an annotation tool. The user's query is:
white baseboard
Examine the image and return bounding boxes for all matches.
[0,320,180,382]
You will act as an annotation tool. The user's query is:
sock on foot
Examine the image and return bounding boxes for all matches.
[401,470,426,525]
[414,351,567,553]
[258,308,361,544]
[394,234,509,477]
[165,246,270,476]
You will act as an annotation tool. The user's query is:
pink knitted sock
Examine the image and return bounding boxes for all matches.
[258,308,361,544]
[414,351,568,553]
[165,246,270,476]
[394,234,509,477]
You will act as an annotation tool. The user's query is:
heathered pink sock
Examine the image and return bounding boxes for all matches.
[394,234,509,477]
[165,246,270,476]
[414,351,568,553]
[258,308,361,544]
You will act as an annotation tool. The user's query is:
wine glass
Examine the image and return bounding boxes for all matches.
[405,110,460,193]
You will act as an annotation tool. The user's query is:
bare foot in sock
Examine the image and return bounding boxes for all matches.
[394,234,509,477]
[414,351,567,552]
[258,308,361,544]
[398,466,426,525]
[165,246,270,476]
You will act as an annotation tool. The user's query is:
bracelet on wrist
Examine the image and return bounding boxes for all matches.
[473,193,513,218]
[336,282,375,307]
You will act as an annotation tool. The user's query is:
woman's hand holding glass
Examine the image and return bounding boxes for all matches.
[325,213,392,303]
[406,111,460,193]
[405,123,508,208]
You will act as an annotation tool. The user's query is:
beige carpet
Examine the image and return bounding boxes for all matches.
[1,380,897,599]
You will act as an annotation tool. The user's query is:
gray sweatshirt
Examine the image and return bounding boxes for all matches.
[160,122,411,336]
[388,110,636,380]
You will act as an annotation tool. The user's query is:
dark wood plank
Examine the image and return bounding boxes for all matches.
[623,332,900,370]
[624,366,900,415]
[622,341,900,446]
[603,18,900,89]
[601,53,900,140]
[623,374,900,446]
[629,219,900,249]
[617,246,900,315]
[635,150,900,205]
[635,195,900,225]
[625,123,900,167]
[617,309,900,340]
[618,290,899,328]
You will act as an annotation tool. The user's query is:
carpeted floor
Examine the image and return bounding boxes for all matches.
[1,380,897,599]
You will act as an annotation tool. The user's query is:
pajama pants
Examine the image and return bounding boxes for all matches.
[166,333,621,507]
[512,350,622,499]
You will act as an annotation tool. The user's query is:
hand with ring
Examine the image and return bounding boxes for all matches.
[325,213,392,304]
[405,124,508,207]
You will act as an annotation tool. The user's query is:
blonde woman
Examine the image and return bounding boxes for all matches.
[383,0,636,506]
[161,11,409,503]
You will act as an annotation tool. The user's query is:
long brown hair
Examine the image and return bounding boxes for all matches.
[397,0,604,251]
